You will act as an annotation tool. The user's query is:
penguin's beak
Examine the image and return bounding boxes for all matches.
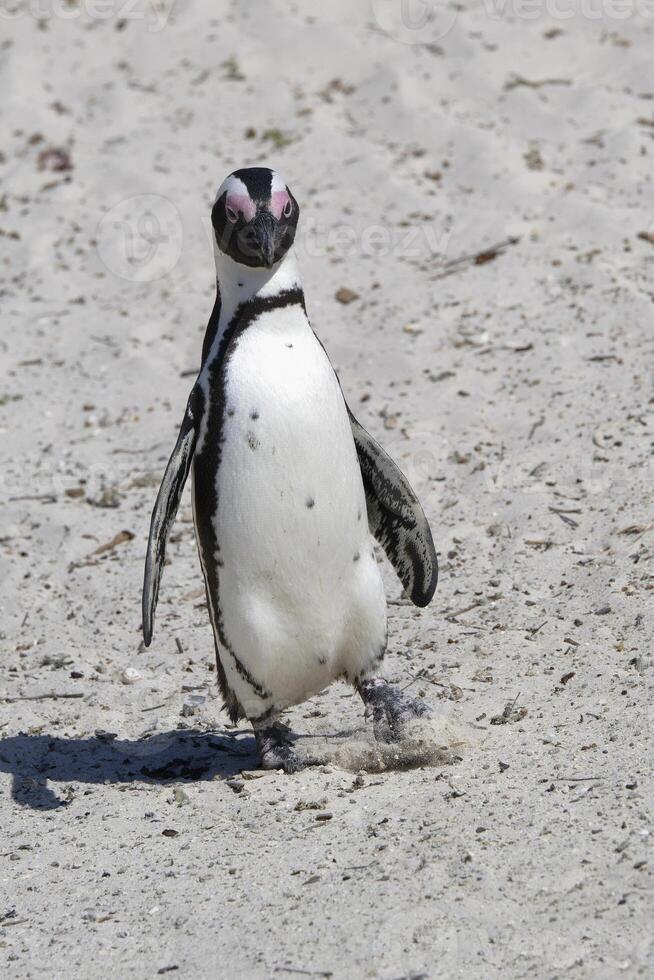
[249,210,277,268]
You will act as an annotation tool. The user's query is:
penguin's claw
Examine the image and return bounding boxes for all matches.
[255,722,308,774]
[359,679,433,743]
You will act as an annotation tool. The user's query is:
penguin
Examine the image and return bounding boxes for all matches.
[142,167,438,772]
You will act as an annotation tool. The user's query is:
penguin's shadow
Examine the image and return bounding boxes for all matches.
[0,729,259,811]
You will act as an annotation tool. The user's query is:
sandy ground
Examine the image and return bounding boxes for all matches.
[1,1,654,977]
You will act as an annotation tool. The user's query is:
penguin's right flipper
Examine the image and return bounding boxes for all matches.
[142,386,203,646]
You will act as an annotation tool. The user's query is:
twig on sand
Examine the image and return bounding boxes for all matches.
[506,691,521,713]
[71,530,135,569]
[434,236,520,280]
[274,968,333,979]
[528,416,545,440]
[553,776,604,782]
[112,443,165,455]
[401,668,428,693]
[504,74,572,91]
[1,692,85,703]
[490,692,527,725]
[445,599,486,622]
[617,524,652,547]
[549,506,581,529]
[9,493,57,503]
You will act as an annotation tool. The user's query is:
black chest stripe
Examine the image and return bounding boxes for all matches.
[200,282,221,367]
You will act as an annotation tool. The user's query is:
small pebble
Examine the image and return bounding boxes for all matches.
[335,286,359,304]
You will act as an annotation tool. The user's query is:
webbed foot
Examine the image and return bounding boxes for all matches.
[254,721,306,774]
[357,678,433,743]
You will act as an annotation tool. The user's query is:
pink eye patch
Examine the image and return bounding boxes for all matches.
[270,190,291,220]
[226,193,256,222]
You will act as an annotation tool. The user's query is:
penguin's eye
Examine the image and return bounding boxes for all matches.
[283,199,292,219]
[226,205,238,223]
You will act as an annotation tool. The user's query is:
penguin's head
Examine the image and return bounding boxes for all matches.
[211,167,299,270]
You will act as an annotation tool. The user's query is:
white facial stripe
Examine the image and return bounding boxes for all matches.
[270,171,290,219]
[215,174,247,202]
[220,175,254,222]
[270,171,287,194]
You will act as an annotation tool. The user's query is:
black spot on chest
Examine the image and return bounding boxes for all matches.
[305,497,315,509]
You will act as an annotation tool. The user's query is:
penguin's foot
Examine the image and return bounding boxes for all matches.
[254,721,306,774]
[357,678,433,743]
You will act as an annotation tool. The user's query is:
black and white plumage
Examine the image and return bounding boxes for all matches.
[143,167,438,771]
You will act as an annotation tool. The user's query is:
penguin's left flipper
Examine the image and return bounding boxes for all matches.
[348,409,438,607]
[142,386,203,646]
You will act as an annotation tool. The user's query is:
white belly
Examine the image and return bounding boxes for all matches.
[207,307,386,715]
